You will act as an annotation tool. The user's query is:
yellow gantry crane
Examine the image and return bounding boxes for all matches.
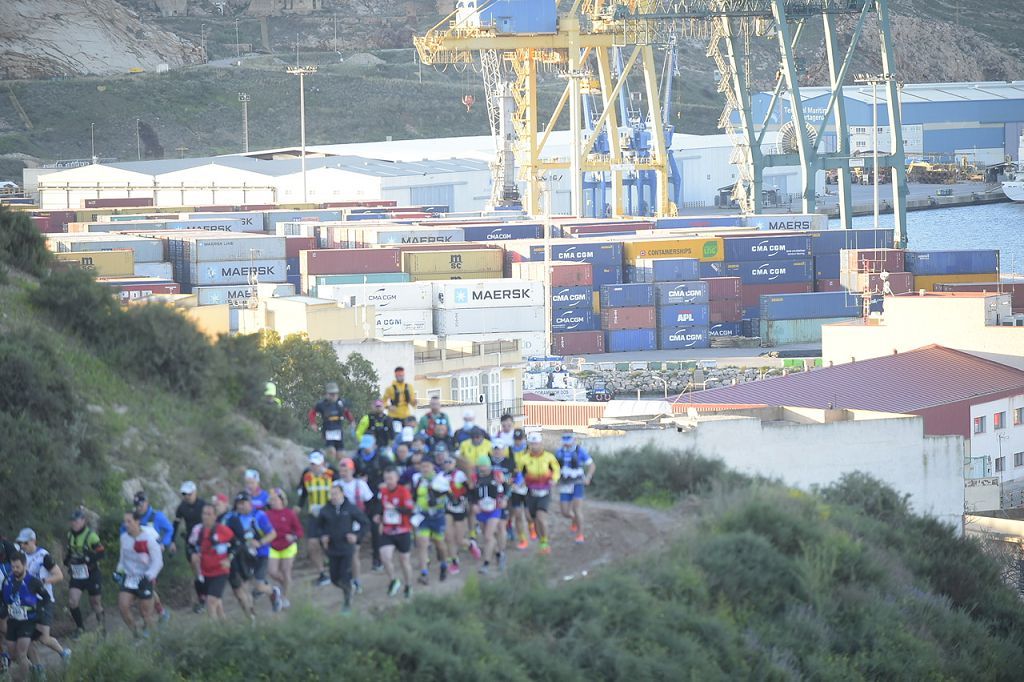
[416,0,909,245]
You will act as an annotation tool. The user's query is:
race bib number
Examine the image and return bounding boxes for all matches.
[71,563,90,580]
[479,498,497,513]
[529,488,550,498]
[511,484,528,495]
[559,483,576,495]
[410,513,425,528]
[383,509,402,525]
[447,501,466,514]
[325,430,343,442]
[215,543,230,555]
[124,575,140,590]
[7,604,27,621]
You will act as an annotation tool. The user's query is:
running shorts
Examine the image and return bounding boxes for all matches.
[509,493,527,509]
[559,483,585,502]
[381,533,412,553]
[526,493,550,519]
[270,543,298,560]
[416,514,445,540]
[5,619,38,642]
[204,575,229,599]
[70,572,102,597]
[476,509,503,525]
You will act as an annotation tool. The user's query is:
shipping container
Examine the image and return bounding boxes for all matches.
[363,227,466,246]
[601,283,655,308]
[742,213,829,231]
[83,197,153,209]
[434,306,545,335]
[933,280,1024,309]
[698,261,725,279]
[723,234,811,261]
[510,261,594,287]
[654,281,710,305]
[623,237,724,263]
[462,223,543,241]
[600,306,656,330]
[277,221,320,238]
[759,291,873,321]
[305,272,410,297]
[432,279,544,310]
[186,211,265,232]
[403,249,504,276]
[709,299,743,323]
[741,318,759,337]
[709,322,744,337]
[54,250,134,277]
[655,216,739,229]
[591,265,624,289]
[171,234,287,262]
[301,248,402,276]
[411,271,502,282]
[649,258,700,282]
[658,326,711,350]
[193,283,296,307]
[842,271,914,295]
[808,228,894,255]
[377,309,433,337]
[518,332,549,357]
[182,259,288,287]
[904,250,1000,276]
[562,220,653,236]
[551,286,593,311]
[552,309,599,332]
[605,329,657,353]
[286,258,299,276]
[703,277,742,301]
[814,278,843,292]
[552,330,605,355]
[164,218,246,232]
[529,242,625,268]
[912,272,1000,291]
[760,317,858,346]
[718,259,814,286]
[742,305,760,320]
[134,262,173,280]
[48,234,165,262]
[264,209,344,230]
[624,264,653,284]
[31,216,55,233]
[839,248,905,275]
[285,236,318,259]
[814,253,840,279]
[657,304,710,328]
[317,281,432,310]
[741,282,814,307]
[97,278,180,304]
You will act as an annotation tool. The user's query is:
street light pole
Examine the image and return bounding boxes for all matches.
[136,118,141,161]
[238,92,251,153]
[201,24,207,63]
[90,122,96,163]
[287,66,317,204]
[234,18,240,59]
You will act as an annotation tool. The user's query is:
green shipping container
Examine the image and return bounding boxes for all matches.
[759,316,857,347]
[305,272,410,297]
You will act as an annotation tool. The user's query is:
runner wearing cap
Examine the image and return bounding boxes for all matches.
[309,382,355,455]
[264,488,302,610]
[438,452,471,575]
[126,492,177,623]
[375,466,415,598]
[16,529,70,661]
[317,482,369,614]
[244,470,269,511]
[188,504,235,621]
[336,458,374,593]
[64,510,105,638]
[412,455,450,585]
[2,550,53,678]
[356,400,395,450]
[173,481,207,614]
[115,512,163,638]
[212,493,231,523]
[556,433,596,544]
[508,430,531,549]
[518,434,561,555]
[354,436,392,573]
[296,450,336,587]
[222,492,280,620]
[471,454,507,575]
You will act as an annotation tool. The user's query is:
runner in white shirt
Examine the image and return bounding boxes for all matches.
[335,458,374,594]
[115,513,164,638]
[15,528,70,661]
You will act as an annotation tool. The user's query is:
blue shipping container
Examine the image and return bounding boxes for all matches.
[552,309,598,332]
[551,286,593,310]
[814,253,841,279]
[723,235,811,261]
[605,329,657,353]
[741,317,759,337]
[652,258,700,282]
[658,326,711,350]
[601,283,655,308]
[624,265,654,284]
[699,261,725,278]
[904,250,999,276]
[759,291,871,321]
[719,259,814,285]
[591,265,624,290]
[529,242,624,268]
[463,223,543,241]
[709,322,744,337]
[265,210,344,229]
[741,305,760,319]
[658,304,710,328]
[654,216,740,229]
[809,229,894,255]
[654,281,710,305]
[478,0,557,33]
[286,257,300,275]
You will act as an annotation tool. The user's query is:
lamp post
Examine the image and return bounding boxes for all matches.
[855,73,897,230]
[287,66,317,204]
[135,118,141,161]
[234,18,240,59]
[90,123,96,164]
[239,92,251,153]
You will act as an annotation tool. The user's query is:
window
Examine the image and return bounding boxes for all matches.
[1015,407,1023,426]
[1015,452,1024,468]
[449,374,479,404]
[995,456,1006,473]
[995,411,1006,430]
[973,416,986,434]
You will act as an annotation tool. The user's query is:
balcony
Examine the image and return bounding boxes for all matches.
[415,340,524,377]
[488,398,524,420]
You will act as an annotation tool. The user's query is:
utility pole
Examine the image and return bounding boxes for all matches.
[235,18,240,59]
[201,24,207,63]
[239,92,251,153]
[334,14,338,54]
[287,66,317,204]
[136,117,141,161]
[90,122,96,164]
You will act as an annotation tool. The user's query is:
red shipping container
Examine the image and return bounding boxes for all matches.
[841,248,905,275]
[709,299,743,323]
[32,210,77,230]
[82,197,154,209]
[301,248,401,276]
[601,306,656,330]
[934,280,1024,309]
[703,276,742,301]
[31,216,55,233]
[552,331,605,355]
[741,282,813,307]
[550,263,593,287]
[285,236,318,259]
[815,279,843,292]
[849,272,914,295]
[101,281,181,304]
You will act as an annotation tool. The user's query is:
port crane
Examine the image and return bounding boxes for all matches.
[415,0,908,245]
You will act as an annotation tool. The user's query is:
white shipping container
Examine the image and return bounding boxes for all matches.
[187,212,266,232]
[164,218,246,232]
[194,283,296,307]
[433,305,545,335]
[318,282,433,311]
[372,227,465,246]
[432,279,544,310]
[743,213,829,231]
[175,234,286,262]
[276,221,319,237]
[518,332,549,357]
[134,262,173,279]
[185,259,288,286]
[376,308,434,336]
[48,235,165,263]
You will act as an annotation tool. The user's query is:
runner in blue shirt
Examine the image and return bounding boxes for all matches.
[555,433,597,544]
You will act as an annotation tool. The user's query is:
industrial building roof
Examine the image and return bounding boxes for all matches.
[796,80,1024,105]
[676,345,1024,413]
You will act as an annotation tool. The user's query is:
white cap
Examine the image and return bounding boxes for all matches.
[463,410,475,420]
[16,528,36,543]
[308,451,325,466]
[179,481,197,495]
[527,433,544,444]
[244,468,260,482]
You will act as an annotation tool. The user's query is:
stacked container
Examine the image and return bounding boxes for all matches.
[402,249,504,282]
[653,280,711,350]
[758,291,877,346]
[599,283,657,352]
[164,233,288,298]
[432,279,546,336]
[318,281,434,337]
[839,248,913,295]
[904,250,1000,291]
[300,248,403,296]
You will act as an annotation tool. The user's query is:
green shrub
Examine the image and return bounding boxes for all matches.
[695,530,808,615]
[0,206,50,276]
[589,445,738,504]
[28,266,119,343]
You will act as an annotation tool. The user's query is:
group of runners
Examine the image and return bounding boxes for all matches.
[0,369,596,679]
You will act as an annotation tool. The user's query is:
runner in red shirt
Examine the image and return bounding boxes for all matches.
[374,466,414,599]
[188,504,235,621]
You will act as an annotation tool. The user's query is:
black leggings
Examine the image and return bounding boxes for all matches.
[328,551,354,604]
[364,499,383,563]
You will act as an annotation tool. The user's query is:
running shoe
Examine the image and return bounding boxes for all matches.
[352,579,363,595]
[440,562,448,582]
[282,598,291,610]
[404,585,412,599]
[539,542,551,555]
[529,524,538,541]
[497,552,507,572]
[449,559,461,576]
[192,603,206,615]
[570,523,579,533]
[516,538,529,550]
[468,540,482,560]
[478,564,490,576]
[575,533,585,544]
[159,610,171,624]
[388,579,402,597]
[71,628,85,641]
[61,648,72,662]
[372,560,384,573]
[315,572,331,587]
[341,603,352,616]
[418,572,429,586]
[271,586,283,612]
